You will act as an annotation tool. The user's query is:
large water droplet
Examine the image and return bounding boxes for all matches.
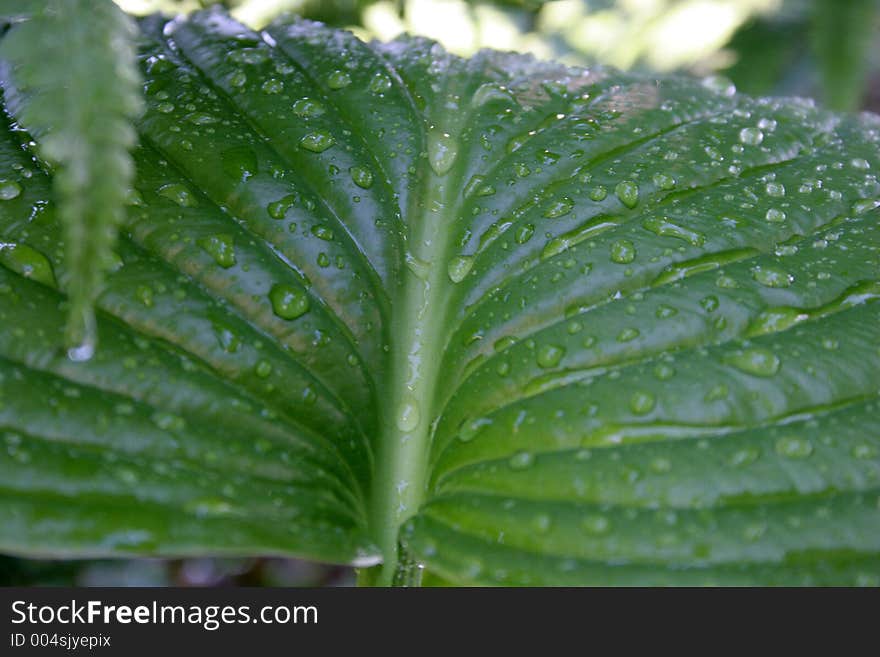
[326,70,352,89]
[299,131,336,153]
[427,129,459,175]
[292,98,326,118]
[610,239,636,264]
[350,166,374,189]
[629,390,655,414]
[726,347,780,377]
[197,234,236,268]
[157,183,197,207]
[0,243,56,286]
[536,344,565,369]
[268,283,310,320]
[739,127,764,146]
[642,216,705,246]
[615,180,639,208]
[543,197,574,218]
[447,255,474,283]
[0,180,22,200]
[508,450,535,470]
[775,436,813,459]
[396,395,421,432]
[751,266,793,288]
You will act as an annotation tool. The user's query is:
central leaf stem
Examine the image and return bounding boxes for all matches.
[370,131,461,585]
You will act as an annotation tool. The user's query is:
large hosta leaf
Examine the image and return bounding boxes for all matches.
[1,8,878,585]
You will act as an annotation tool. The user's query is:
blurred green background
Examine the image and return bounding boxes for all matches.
[3,0,878,587]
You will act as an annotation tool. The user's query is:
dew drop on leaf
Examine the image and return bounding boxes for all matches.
[629,390,655,415]
[508,450,535,470]
[268,283,310,320]
[615,180,640,208]
[610,239,636,264]
[536,343,565,368]
[326,70,352,89]
[157,183,197,207]
[775,436,813,459]
[197,234,236,268]
[427,129,459,176]
[0,243,56,287]
[292,98,326,118]
[738,127,764,146]
[395,394,421,432]
[725,348,780,377]
[751,266,794,288]
[350,166,374,189]
[299,131,336,153]
[447,254,474,283]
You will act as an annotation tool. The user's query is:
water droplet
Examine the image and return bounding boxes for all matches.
[765,182,786,197]
[751,266,793,288]
[652,172,676,190]
[229,70,247,87]
[726,348,780,377]
[610,239,636,264]
[655,304,678,318]
[747,307,807,336]
[515,224,535,244]
[463,174,495,197]
[536,344,565,368]
[653,363,675,380]
[508,450,535,470]
[765,208,786,223]
[292,98,326,118]
[0,243,56,286]
[642,216,705,246]
[255,360,273,378]
[775,436,813,459]
[458,417,492,442]
[186,498,235,518]
[227,47,268,65]
[268,283,310,320]
[396,395,420,432]
[157,183,197,207]
[185,112,218,125]
[589,186,607,201]
[629,390,655,414]
[326,70,352,89]
[447,255,474,283]
[197,234,236,268]
[738,127,764,145]
[299,131,336,153]
[728,446,760,467]
[542,217,620,259]
[615,180,640,208]
[543,197,573,218]
[368,73,392,93]
[427,129,459,175]
[350,166,374,189]
[582,514,610,534]
[267,194,297,220]
[617,327,640,342]
[702,74,736,96]
[261,78,283,94]
[311,225,334,241]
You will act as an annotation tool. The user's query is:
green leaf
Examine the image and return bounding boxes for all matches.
[0,0,142,358]
[1,8,879,585]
